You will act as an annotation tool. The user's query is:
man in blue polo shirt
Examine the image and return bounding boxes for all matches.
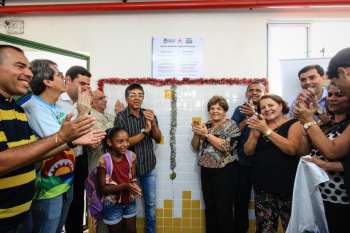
[231,80,265,233]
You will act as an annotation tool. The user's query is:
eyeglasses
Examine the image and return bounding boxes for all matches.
[328,92,343,98]
[128,93,144,98]
[55,72,64,79]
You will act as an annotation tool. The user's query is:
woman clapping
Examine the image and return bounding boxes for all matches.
[244,94,308,233]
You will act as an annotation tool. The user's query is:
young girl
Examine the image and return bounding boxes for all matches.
[98,127,142,233]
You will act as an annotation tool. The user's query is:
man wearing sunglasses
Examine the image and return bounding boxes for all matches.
[114,83,162,233]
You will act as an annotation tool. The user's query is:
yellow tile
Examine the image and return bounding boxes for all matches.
[136,217,145,226]
[164,208,173,217]
[192,209,200,218]
[164,200,173,209]
[192,227,201,233]
[157,217,164,226]
[182,191,191,200]
[164,218,173,226]
[173,218,182,227]
[249,200,255,209]
[191,200,200,209]
[156,208,164,218]
[182,209,190,218]
[156,226,163,233]
[174,227,182,233]
[192,218,200,227]
[200,210,205,218]
[183,227,192,233]
[248,220,256,233]
[164,89,172,99]
[159,135,165,144]
[182,200,191,209]
[182,218,191,227]
[164,227,173,233]
[136,227,145,233]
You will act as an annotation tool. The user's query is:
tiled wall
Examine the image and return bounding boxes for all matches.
[135,190,263,233]
[136,191,205,233]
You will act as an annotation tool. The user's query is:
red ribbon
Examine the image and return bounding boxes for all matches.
[98,77,268,91]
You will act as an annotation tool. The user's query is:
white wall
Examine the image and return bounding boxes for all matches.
[2,11,271,86]
[2,9,350,89]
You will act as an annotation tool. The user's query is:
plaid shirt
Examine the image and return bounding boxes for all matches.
[114,107,158,176]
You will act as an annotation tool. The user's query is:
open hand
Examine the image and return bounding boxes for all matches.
[73,128,106,146]
[115,99,125,113]
[58,113,96,142]
[77,88,91,116]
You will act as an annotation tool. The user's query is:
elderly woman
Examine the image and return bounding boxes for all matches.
[191,96,240,233]
[294,83,350,233]
[244,94,308,233]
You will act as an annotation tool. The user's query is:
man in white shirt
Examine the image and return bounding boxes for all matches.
[56,66,92,233]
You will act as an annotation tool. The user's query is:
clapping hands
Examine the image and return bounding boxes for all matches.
[240,99,257,118]
[247,114,269,134]
[77,87,91,116]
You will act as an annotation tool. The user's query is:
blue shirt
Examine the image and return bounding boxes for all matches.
[231,106,253,166]
[22,95,75,200]
[22,95,66,137]
[289,87,328,121]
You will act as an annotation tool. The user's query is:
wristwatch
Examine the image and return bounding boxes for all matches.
[263,128,273,137]
[141,128,148,135]
[303,121,317,130]
[66,141,77,148]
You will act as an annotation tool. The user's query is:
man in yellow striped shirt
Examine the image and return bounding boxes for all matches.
[0,45,96,233]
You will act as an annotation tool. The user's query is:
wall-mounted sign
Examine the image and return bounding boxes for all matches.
[152,37,203,79]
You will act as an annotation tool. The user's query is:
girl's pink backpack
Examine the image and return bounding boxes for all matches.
[85,151,132,219]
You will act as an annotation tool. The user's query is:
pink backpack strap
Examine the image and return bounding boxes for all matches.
[103,153,113,177]
[125,150,133,167]
[125,150,133,178]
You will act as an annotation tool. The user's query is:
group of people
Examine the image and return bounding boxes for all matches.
[191,47,350,233]
[2,42,350,233]
[0,44,162,233]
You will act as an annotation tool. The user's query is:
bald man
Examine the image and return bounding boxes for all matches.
[88,89,115,171]
[88,89,117,233]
